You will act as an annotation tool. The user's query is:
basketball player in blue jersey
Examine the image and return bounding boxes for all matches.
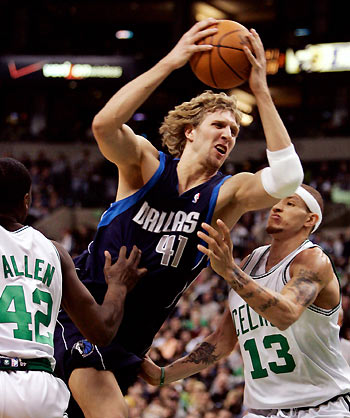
[142,184,350,417]
[0,157,146,417]
[54,18,304,417]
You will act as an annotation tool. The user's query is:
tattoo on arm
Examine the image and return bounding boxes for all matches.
[230,267,250,291]
[288,269,320,306]
[183,342,219,366]
[258,294,280,312]
[230,267,283,312]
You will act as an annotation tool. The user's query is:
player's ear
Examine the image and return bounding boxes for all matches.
[24,193,30,209]
[305,213,318,230]
[184,124,195,141]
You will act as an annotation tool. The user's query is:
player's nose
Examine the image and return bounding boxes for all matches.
[272,202,282,212]
[221,125,232,139]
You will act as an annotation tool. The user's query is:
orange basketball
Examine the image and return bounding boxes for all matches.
[190,20,252,89]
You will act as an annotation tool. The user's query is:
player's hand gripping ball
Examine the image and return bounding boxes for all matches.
[190,20,252,89]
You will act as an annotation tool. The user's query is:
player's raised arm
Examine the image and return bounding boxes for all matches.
[92,18,219,168]
[55,242,147,346]
[216,29,303,222]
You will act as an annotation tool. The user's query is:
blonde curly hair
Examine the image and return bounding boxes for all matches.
[160,90,242,158]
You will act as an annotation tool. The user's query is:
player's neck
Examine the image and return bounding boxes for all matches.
[267,233,308,270]
[177,157,218,194]
[0,214,24,232]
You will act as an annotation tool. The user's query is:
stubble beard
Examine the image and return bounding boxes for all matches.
[266,225,283,234]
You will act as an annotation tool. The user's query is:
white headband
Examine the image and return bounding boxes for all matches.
[295,186,322,233]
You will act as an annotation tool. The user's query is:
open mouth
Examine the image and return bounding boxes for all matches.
[215,145,227,155]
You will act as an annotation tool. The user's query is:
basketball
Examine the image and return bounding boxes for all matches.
[190,20,252,89]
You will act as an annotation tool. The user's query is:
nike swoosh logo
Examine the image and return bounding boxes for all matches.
[8,61,44,79]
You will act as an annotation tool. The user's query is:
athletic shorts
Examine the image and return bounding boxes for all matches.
[54,313,143,395]
[246,393,350,418]
[0,370,69,418]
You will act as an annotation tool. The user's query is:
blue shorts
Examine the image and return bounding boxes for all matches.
[54,311,143,395]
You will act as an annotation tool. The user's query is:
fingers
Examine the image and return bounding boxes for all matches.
[216,219,233,249]
[138,267,148,278]
[128,245,141,264]
[197,243,210,257]
[200,222,220,238]
[243,45,256,65]
[244,29,264,64]
[118,245,127,260]
[189,18,218,34]
[199,222,224,245]
[250,28,263,49]
[192,26,218,44]
[197,244,220,263]
[197,220,232,253]
[104,250,111,269]
[197,229,218,247]
[197,230,222,259]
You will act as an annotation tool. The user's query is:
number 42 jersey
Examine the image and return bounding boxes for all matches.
[0,225,62,369]
[69,151,230,356]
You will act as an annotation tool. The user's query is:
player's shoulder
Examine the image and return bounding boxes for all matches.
[292,245,333,276]
[225,171,254,184]
[219,171,253,195]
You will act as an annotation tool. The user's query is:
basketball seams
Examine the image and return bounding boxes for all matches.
[217,48,244,81]
[208,34,218,87]
[211,45,246,52]
[217,29,247,48]
[189,20,252,89]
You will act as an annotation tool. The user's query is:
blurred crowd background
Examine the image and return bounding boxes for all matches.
[0,148,349,418]
[1,0,350,417]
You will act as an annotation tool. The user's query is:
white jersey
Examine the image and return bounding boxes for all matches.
[0,225,62,370]
[228,239,350,410]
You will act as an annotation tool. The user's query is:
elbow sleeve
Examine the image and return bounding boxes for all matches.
[261,144,304,199]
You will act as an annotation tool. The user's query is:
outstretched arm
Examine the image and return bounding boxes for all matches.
[54,242,147,346]
[216,30,303,223]
[92,18,218,169]
[198,220,337,330]
[140,308,237,385]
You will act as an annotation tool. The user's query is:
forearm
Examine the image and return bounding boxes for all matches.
[77,284,128,346]
[224,266,296,330]
[99,283,128,338]
[255,89,292,151]
[163,338,227,384]
[93,59,174,133]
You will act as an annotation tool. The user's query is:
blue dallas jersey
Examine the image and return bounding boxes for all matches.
[58,151,230,357]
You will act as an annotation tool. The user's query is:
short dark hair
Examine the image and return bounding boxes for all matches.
[0,157,31,212]
[301,183,324,214]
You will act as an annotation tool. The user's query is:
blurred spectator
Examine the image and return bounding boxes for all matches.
[1,146,350,416]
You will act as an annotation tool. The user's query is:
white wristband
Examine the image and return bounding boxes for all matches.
[261,144,304,199]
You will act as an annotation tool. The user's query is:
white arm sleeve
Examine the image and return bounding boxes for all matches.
[260,144,304,199]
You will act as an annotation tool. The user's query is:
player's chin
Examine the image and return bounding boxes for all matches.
[266,225,283,234]
[212,153,227,168]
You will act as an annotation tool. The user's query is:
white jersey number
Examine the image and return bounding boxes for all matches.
[156,235,188,267]
[0,285,53,346]
[244,334,296,379]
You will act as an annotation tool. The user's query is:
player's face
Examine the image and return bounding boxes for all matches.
[191,110,239,168]
[266,195,311,235]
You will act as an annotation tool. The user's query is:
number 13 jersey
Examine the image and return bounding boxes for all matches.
[228,239,350,410]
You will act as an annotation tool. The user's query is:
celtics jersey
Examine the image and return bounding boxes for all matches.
[228,239,350,410]
[0,225,62,370]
